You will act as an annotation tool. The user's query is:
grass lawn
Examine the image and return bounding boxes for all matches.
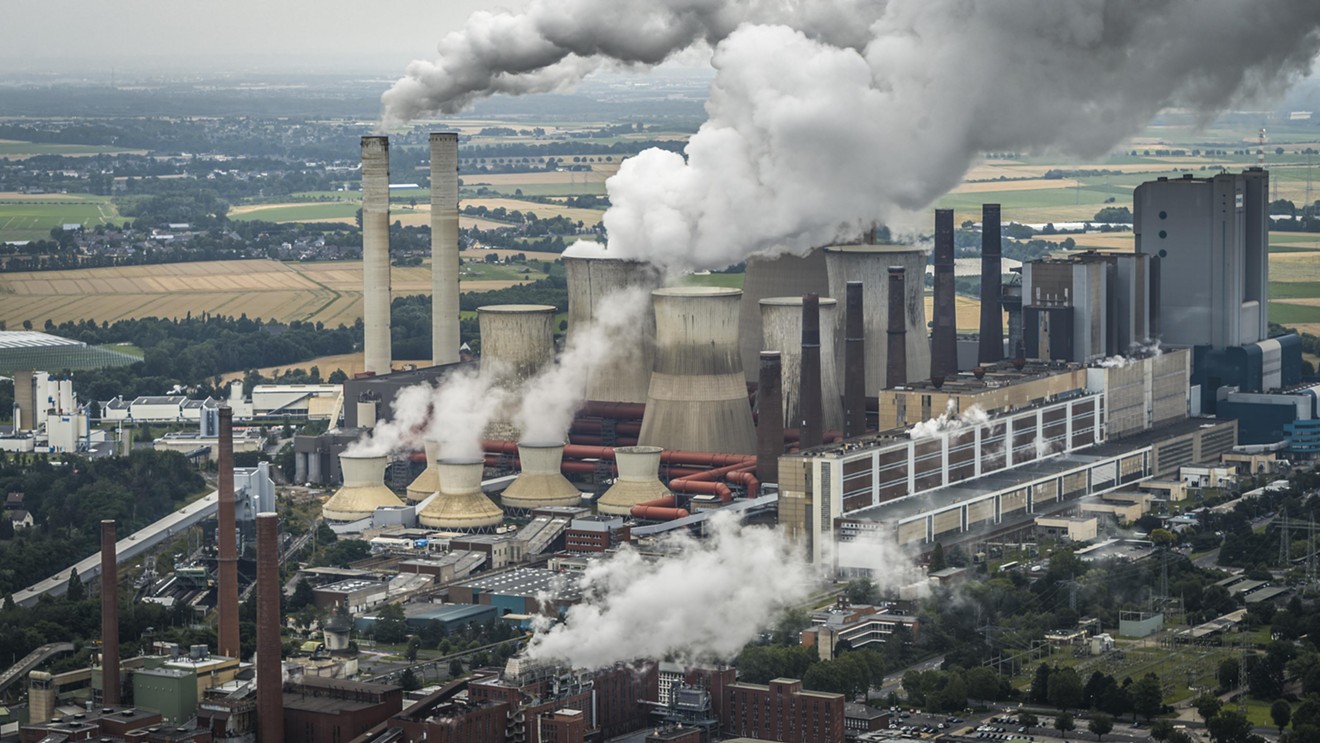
[0,198,119,242]
[1269,282,1320,300]
[1269,301,1320,325]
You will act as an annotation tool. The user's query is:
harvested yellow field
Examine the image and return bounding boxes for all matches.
[1268,252,1320,282]
[922,294,1007,334]
[1034,233,1135,251]
[467,168,618,186]
[465,197,604,226]
[217,352,431,384]
[953,178,1080,193]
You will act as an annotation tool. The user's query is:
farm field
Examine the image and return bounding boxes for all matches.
[216,352,431,384]
[0,139,145,159]
[0,195,120,241]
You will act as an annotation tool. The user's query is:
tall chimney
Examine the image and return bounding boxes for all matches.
[886,267,907,389]
[978,203,1004,364]
[100,520,121,706]
[843,281,866,438]
[931,209,958,380]
[799,294,824,449]
[216,406,240,660]
[757,351,785,484]
[430,132,460,366]
[256,513,283,743]
[361,135,392,375]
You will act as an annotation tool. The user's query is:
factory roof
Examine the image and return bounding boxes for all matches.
[403,603,498,623]
[887,358,1083,393]
[317,578,389,594]
[0,331,80,349]
[283,676,400,713]
[456,567,580,600]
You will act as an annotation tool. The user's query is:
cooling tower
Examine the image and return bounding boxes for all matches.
[431,132,461,366]
[405,439,442,502]
[738,250,831,382]
[500,441,581,509]
[760,296,842,434]
[597,446,669,515]
[825,245,930,393]
[322,453,405,522]
[638,287,757,455]
[979,203,1005,364]
[478,304,556,383]
[931,209,958,381]
[361,135,392,375]
[417,458,503,530]
[100,520,120,706]
[255,513,283,743]
[563,254,662,403]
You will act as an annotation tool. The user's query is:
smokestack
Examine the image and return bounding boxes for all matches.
[216,406,240,660]
[825,245,929,393]
[978,203,1004,364]
[361,135,392,375]
[843,282,865,438]
[598,446,669,515]
[756,352,784,483]
[563,255,663,403]
[798,293,824,449]
[931,209,958,381]
[886,267,907,388]
[478,304,556,384]
[256,513,283,743]
[738,249,830,382]
[501,442,581,510]
[760,296,841,434]
[430,132,461,366]
[418,459,504,530]
[322,453,405,523]
[99,520,120,706]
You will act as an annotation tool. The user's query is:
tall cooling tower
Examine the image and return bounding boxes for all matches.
[430,132,461,366]
[322,453,404,522]
[417,458,503,530]
[361,136,392,375]
[405,439,442,502]
[478,304,556,383]
[639,287,757,454]
[737,250,831,382]
[563,254,662,403]
[760,296,842,433]
[597,446,669,515]
[825,245,930,393]
[500,441,581,509]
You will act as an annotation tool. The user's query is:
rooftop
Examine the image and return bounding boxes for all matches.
[456,567,580,600]
[0,331,81,349]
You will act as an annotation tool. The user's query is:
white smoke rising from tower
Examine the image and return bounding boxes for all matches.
[384,0,1320,272]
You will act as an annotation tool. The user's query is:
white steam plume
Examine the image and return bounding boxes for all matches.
[829,534,929,599]
[908,401,989,439]
[385,0,1320,272]
[524,511,818,669]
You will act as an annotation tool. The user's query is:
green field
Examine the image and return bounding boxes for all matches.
[1269,301,1320,325]
[0,140,140,157]
[0,198,120,241]
[477,182,609,197]
[1269,282,1320,299]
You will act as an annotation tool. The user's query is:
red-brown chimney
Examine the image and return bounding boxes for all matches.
[256,512,284,743]
[100,520,121,706]
[886,267,907,389]
[931,209,958,380]
[216,405,240,659]
[756,351,785,484]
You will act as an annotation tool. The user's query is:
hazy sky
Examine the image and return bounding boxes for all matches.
[0,0,528,75]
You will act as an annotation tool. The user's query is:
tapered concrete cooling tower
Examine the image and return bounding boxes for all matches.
[597,446,669,515]
[738,250,831,382]
[563,254,662,403]
[405,439,442,502]
[825,245,930,393]
[431,132,461,366]
[417,458,503,530]
[760,296,842,434]
[322,453,405,522]
[361,135,392,375]
[638,287,756,455]
[500,441,581,509]
[479,304,556,383]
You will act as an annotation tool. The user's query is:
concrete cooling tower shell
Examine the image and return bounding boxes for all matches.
[825,245,931,393]
[563,254,662,403]
[405,439,442,502]
[738,250,831,382]
[478,304,556,383]
[417,458,503,530]
[322,453,405,522]
[598,446,669,515]
[638,286,757,454]
[500,441,581,509]
[760,296,843,433]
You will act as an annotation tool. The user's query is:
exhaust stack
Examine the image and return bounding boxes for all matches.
[978,203,1005,364]
[100,520,120,706]
[760,296,842,435]
[825,245,930,393]
[216,406,240,660]
[418,459,504,530]
[321,453,405,523]
[843,281,865,438]
[756,352,785,484]
[931,209,958,381]
[598,446,670,515]
[500,442,581,509]
[405,439,442,502]
[430,132,461,366]
[798,293,824,449]
[361,135,392,375]
[256,512,284,743]
[886,267,907,388]
[737,249,830,382]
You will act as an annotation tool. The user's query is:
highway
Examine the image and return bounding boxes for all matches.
[12,490,219,608]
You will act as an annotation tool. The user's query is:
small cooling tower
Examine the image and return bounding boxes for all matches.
[598,446,669,515]
[760,296,843,434]
[563,254,662,403]
[478,304,556,383]
[825,245,930,392]
[417,458,503,530]
[405,439,442,502]
[500,441,581,509]
[321,453,405,522]
[738,250,831,382]
[638,287,756,454]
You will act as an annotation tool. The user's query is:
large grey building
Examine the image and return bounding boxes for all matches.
[1134,168,1268,349]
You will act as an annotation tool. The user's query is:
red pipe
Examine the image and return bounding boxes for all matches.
[568,434,639,447]
[570,420,642,436]
[580,401,646,420]
[631,506,690,520]
[635,495,677,509]
[726,469,761,493]
[669,480,733,500]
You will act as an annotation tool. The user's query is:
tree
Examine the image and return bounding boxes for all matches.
[1207,711,1253,743]
[400,668,420,691]
[1218,658,1241,692]
[1194,692,1223,723]
[1019,713,1039,730]
[65,568,85,601]
[405,637,421,663]
[1049,667,1083,711]
[1031,663,1052,705]
[1274,701,1294,734]
[845,578,878,605]
[1130,674,1163,721]
[448,658,464,677]
[1089,714,1114,741]
[966,666,1002,704]
[288,578,314,611]
[1055,713,1075,739]
[929,543,947,572]
[373,603,409,644]
[1150,720,1175,742]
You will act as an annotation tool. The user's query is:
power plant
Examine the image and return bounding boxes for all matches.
[498,441,583,509]
[597,445,670,516]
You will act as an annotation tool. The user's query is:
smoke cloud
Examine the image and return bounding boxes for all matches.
[385,0,1320,273]
[908,401,989,439]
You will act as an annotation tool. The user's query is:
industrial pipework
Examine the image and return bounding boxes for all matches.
[216,406,240,660]
[100,520,121,706]
[361,135,392,375]
[430,132,461,366]
[979,203,1005,364]
[886,267,907,389]
[931,208,958,381]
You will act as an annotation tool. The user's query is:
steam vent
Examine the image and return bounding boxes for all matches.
[597,446,670,516]
[405,439,443,502]
[760,295,843,434]
[417,458,503,530]
[638,286,757,454]
[500,441,582,509]
[322,453,405,522]
[563,254,663,403]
